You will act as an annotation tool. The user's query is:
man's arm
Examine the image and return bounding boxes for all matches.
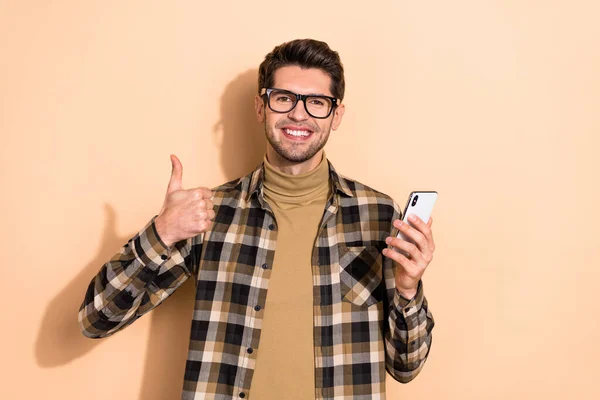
[381,201,436,382]
[383,273,435,382]
[78,217,199,338]
[79,154,213,338]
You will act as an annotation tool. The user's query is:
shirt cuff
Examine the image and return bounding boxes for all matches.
[392,280,425,318]
[130,215,172,271]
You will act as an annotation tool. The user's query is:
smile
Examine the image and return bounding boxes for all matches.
[283,128,312,138]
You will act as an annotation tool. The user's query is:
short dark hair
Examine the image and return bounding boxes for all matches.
[258,39,345,101]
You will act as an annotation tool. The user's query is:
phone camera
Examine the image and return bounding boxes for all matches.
[411,195,419,207]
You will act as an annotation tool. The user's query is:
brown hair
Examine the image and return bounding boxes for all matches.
[258,39,345,101]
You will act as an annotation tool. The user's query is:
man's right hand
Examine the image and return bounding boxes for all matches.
[154,155,215,247]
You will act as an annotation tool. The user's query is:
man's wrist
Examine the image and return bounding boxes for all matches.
[396,287,418,301]
[154,215,175,248]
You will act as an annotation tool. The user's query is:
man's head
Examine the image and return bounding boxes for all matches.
[258,39,345,102]
[255,39,346,173]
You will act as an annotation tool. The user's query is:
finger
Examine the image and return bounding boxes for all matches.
[207,209,216,220]
[203,198,214,210]
[167,155,184,194]
[195,199,214,216]
[203,188,214,199]
[194,211,215,226]
[409,215,435,252]
[197,209,216,221]
[192,187,214,200]
[395,219,430,255]
[198,219,213,233]
[383,248,417,273]
[386,236,425,264]
[428,217,436,251]
[405,216,434,253]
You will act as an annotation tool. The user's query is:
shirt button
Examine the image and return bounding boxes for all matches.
[239,393,246,398]
[261,263,268,269]
[254,305,261,311]
[160,254,167,260]
[247,348,253,354]
[268,224,275,230]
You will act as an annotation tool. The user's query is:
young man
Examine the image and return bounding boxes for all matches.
[79,39,436,400]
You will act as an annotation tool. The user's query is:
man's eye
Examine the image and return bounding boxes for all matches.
[309,99,325,106]
[275,95,293,103]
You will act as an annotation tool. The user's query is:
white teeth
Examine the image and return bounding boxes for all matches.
[285,128,310,137]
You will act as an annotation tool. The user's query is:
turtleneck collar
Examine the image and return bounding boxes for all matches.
[263,152,330,204]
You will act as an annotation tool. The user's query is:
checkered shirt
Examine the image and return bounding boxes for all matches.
[79,160,435,399]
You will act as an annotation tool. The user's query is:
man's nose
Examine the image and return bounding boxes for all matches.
[288,98,309,121]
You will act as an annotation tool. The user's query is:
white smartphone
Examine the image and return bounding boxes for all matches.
[396,191,438,253]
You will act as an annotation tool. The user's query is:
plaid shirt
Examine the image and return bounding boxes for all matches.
[79,161,435,399]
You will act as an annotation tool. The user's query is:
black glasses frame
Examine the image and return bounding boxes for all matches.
[260,87,340,119]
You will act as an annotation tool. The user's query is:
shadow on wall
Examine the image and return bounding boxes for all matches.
[213,69,266,180]
[33,69,266,399]
[137,68,265,400]
[34,204,134,367]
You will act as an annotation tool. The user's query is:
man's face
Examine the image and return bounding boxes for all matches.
[255,66,345,168]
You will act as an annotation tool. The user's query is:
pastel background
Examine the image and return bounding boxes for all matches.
[1,1,599,399]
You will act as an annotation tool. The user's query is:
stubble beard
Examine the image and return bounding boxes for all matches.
[265,119,332,163]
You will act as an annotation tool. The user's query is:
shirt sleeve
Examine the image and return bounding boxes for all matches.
[382,202,435,383]
[385,278,435,382]
[78,216,200,338]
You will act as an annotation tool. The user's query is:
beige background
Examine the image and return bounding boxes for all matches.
[1,1,599,399]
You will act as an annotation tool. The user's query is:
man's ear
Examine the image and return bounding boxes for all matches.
[331,103,346,131]
[254,95,265,123]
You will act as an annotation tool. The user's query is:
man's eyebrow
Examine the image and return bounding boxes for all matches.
[280,88,332,97]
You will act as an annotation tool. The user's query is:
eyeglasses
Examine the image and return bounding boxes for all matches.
[260,88,340,119]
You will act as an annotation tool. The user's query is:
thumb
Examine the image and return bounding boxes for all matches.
[167,154,184,194]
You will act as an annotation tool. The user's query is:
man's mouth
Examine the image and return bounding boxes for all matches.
[281,127,313,139]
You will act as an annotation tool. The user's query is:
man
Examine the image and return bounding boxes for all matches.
[79,38,435,400]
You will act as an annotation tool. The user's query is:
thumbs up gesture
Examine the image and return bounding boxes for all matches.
[154,155,215,247]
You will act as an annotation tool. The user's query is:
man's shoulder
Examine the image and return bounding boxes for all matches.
[335,173,402,228]
[210,169,256,205]
[212,176,248,193]
[337,173,397,207]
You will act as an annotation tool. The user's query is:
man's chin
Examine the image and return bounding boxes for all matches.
[274,147,320,164]
[267,133,326,164]
[278,152,313,164]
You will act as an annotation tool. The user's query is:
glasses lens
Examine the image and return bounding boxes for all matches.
[268,89,297,113]
[305,96,332,118]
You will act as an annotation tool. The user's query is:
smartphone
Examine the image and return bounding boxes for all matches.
[396,191,438,255]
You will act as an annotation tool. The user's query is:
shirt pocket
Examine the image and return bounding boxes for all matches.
[338,244,384,307]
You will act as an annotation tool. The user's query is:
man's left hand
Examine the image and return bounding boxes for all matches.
[383,215,435,300]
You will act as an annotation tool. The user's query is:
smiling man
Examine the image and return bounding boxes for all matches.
[79,39,436,400]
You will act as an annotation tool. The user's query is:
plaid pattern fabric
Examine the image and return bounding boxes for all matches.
[79,161,435,399]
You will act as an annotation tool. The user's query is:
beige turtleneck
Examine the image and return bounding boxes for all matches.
[250,153,331,399]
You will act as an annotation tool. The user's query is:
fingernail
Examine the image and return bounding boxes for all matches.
[409,214,417,221]
[385,237,391,244]
[382,249,388,255]
[397,220,403,227]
